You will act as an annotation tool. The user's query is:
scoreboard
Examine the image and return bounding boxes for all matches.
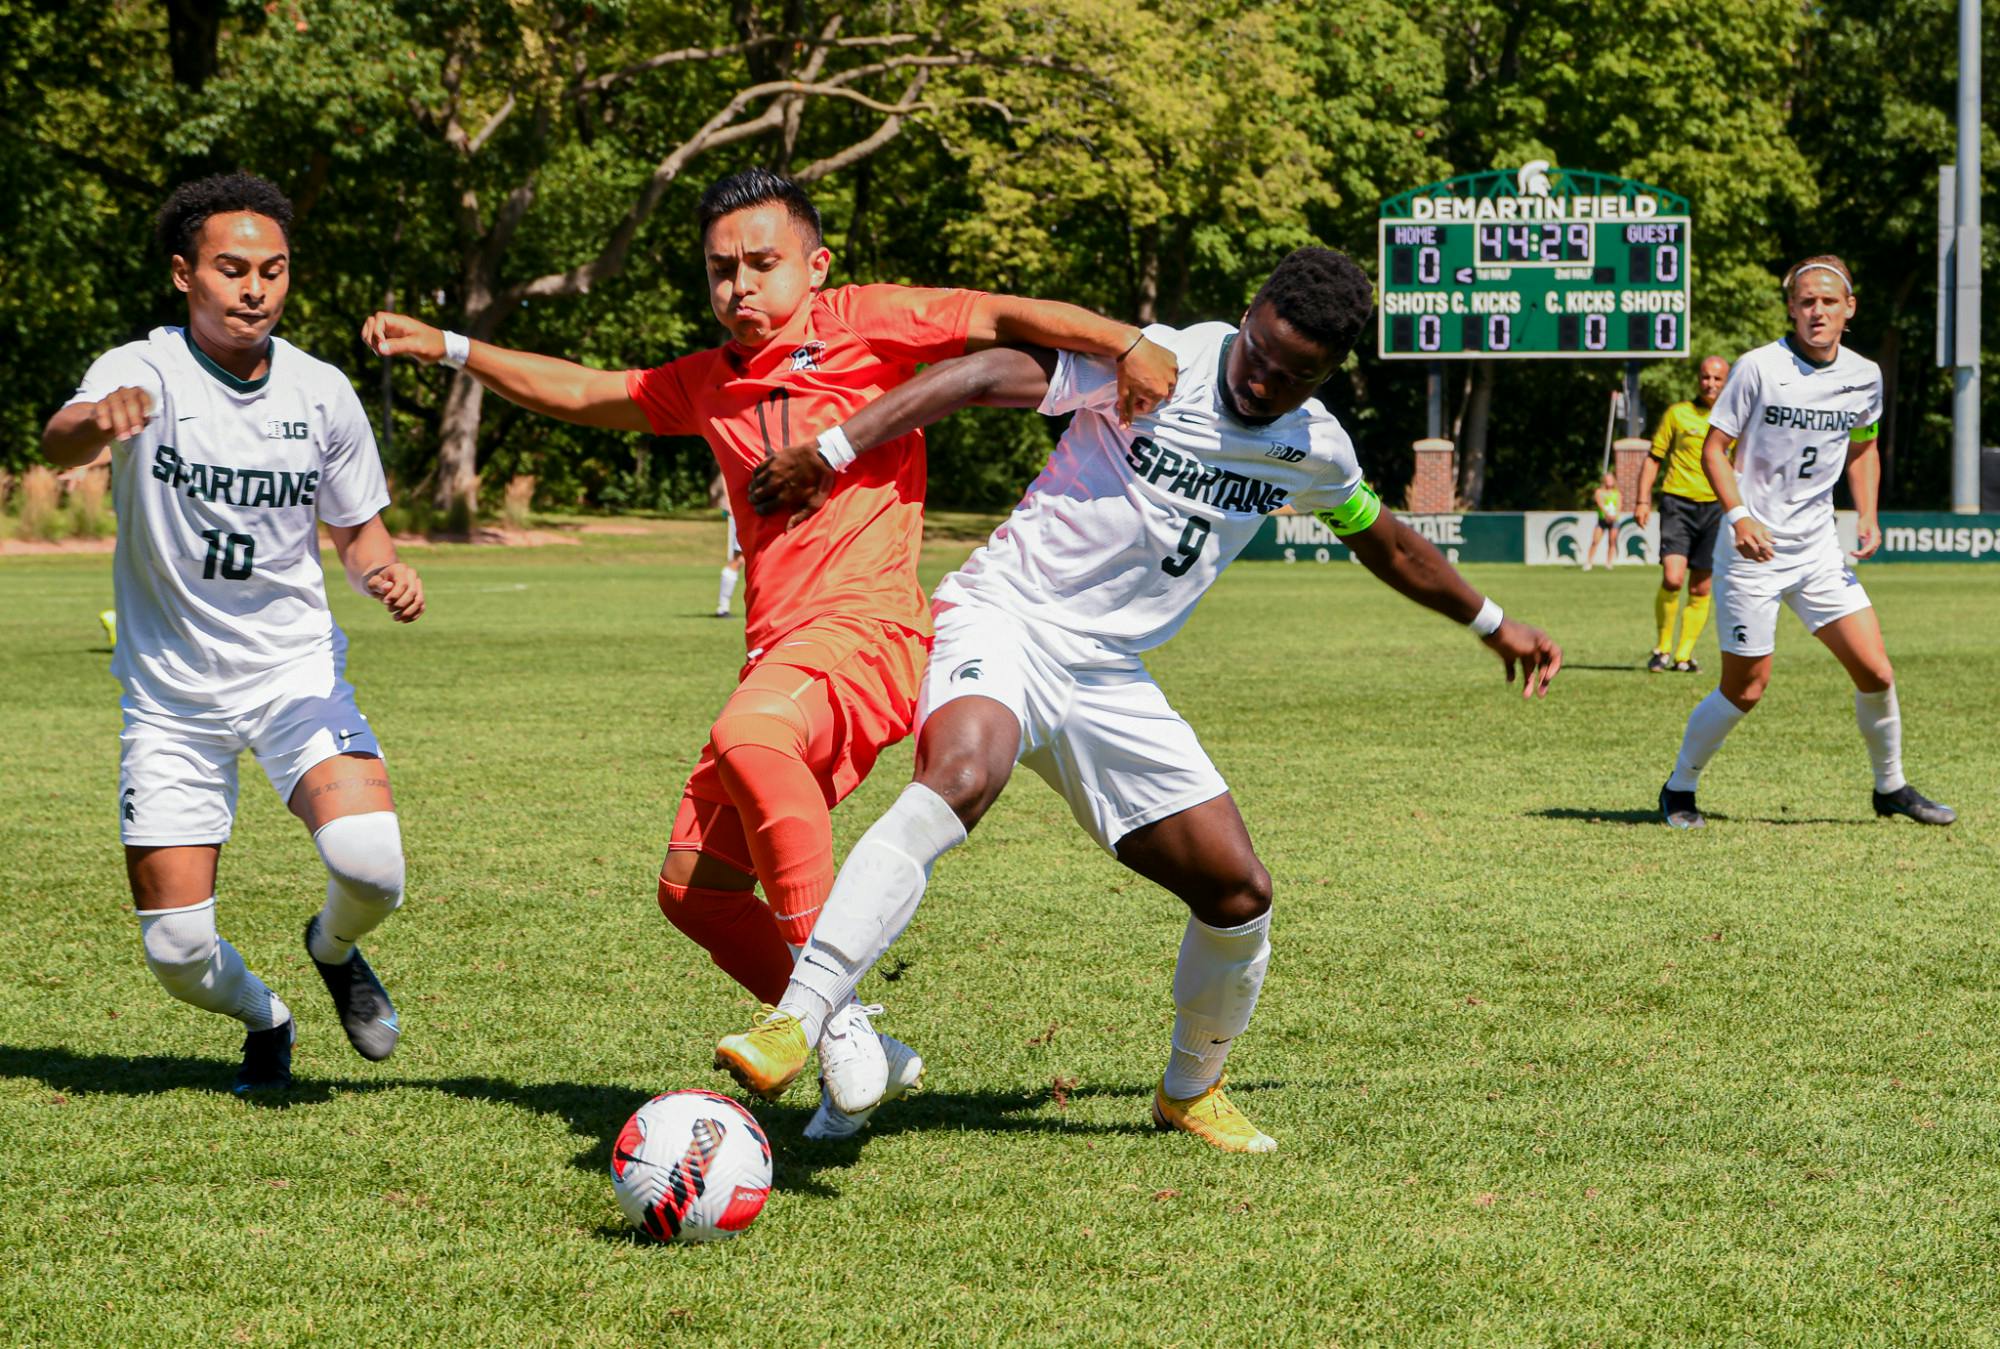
[1377,166,1691,360]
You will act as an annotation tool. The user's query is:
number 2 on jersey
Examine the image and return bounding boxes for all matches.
[199,529,255,580]
[1799,444,1819,479]
[1161,516,1211,576]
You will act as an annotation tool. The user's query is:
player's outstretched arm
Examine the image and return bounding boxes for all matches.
[748,345,1057,523]
[965,296,1175,427]
[361,311,649,433]
[42,390,155,468]
[1343,510,1561,698]
[1701,427,1772,562]
[326,515,424,623]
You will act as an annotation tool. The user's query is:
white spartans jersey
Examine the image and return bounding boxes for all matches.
[1707,337,1883,548]
[934,321,1363,654]
[69,326,391,714]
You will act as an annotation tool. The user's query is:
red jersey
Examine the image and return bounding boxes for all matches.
[626,284,982,654]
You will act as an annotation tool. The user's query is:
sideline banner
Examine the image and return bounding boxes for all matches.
[1242,512,1525,564]
[1877,513,2000,561]
[1243,509,1994,564]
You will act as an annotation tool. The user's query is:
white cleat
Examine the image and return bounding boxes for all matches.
[804,1033,924,1140]
[818,1001,891,1114]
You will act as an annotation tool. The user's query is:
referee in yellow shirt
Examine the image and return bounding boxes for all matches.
[1635,356,1730,673]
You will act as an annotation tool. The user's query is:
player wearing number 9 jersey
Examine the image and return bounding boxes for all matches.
[43,173,424,1096]
[716,247,1564,1153]
[1659,254,1955,830]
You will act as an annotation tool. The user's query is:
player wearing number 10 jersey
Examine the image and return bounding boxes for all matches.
[716,248,1563,1152]
[42,173,424,1096]
[1660,254,1954,830]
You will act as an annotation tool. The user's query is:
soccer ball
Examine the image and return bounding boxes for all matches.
[610,1090,772,1242]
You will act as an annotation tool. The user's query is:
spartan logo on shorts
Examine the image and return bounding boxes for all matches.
[121,787,136,822]
[952,660,983,682]
[1733,625,1748,644]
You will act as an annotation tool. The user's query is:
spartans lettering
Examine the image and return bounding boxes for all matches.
[1123,436,1289,514]
[152,445,319,508]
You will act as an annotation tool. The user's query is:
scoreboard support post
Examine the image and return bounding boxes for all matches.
[1622,361,1643,438]
[1426,362,1443,440]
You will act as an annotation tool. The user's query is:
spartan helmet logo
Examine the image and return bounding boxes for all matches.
[1543,515,1583,562]
[1733,625,1748,645]
[1517,159,1553,197]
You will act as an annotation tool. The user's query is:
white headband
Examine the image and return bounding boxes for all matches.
[1790,261,1852,292]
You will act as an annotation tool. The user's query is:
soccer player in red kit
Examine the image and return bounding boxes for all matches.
[364,168,1175,1134]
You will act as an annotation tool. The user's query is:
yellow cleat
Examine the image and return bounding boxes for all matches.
[99,609,118,647]
[713,1005,809,1101]
[1151,1076,1277,1153]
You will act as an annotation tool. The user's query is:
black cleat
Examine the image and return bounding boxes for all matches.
[1675,657,1701,674]
[1647,651,1674,674]
[306,916,401,1061]
[234,1019,295,1096]
[1660,782,1705,830]
[1873,784,1957,826]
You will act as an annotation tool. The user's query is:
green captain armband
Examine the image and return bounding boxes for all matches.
[1849,421,1880,443]
[1314,484,1382,537]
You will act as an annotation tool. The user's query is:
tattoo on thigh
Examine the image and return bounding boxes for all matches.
[307,776,391,801]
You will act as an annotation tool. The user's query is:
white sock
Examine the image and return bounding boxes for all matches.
[138,898,290,1030]
[777,782,966,1043]
[1667,688,1748,793]
[1855,686,1905,792]
[309,812,406,964]
[1163,910,1271,1100]
[717,565,739,614]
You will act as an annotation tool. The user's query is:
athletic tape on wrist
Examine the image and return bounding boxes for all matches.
[440,331,471,369]
[816,425,858,472]
[1313,484,1382,537]
[1469,597,1504,637]
[1723,505,1752,527]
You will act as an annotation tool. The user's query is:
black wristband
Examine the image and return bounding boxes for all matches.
[1116,330,1145,361]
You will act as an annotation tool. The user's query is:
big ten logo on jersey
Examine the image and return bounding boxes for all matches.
[264,419,311,441]
[1264,441,1307,463]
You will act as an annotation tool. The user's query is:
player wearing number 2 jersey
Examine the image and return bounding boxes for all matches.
[43,174,424,1096]
[1659,254,1954,830]
[716,248,1563,1152]
[365,167,1176,1139]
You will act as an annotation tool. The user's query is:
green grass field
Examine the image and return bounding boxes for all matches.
[2,525,1996,1346]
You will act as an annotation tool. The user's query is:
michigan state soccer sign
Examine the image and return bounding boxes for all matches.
[1377,165,1691,360]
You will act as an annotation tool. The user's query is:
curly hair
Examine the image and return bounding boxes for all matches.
[1783,253,1854,299]
[695,167,823,251]
[1249,247,1374,361]
[154,172,294,262]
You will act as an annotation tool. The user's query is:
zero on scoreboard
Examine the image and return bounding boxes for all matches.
[1377,165,1691,360]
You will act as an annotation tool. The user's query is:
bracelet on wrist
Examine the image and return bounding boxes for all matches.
[816,425,858,472]
[1116,330,1145,361]
[1468,597,1504,637]
[1723,505,1751,527]
[441,331,471,369]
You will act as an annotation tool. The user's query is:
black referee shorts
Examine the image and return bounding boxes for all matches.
[1657,492,1721,567]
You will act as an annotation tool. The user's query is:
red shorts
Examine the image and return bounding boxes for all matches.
[668,615,929,873]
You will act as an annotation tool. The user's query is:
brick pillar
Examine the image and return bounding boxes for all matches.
[1612,437,1650,509]
[1408,437,1456,514]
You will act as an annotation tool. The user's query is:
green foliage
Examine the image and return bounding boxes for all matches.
[0,0,1986,511]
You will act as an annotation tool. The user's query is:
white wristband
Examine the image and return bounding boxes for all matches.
[1469,597,1504,637]
[1723,505,1751,527]
[816,425,858,472]
[440,331,471,369]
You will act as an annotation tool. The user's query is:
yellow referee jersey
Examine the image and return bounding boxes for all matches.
[1648,401,1727,503]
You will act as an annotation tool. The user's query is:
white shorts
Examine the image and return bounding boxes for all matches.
[917,601,1228,854]
[118,669,384,847]
[1713,536,1872,658]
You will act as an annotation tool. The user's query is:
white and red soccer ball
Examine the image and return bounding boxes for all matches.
[610,1090,772,1242]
